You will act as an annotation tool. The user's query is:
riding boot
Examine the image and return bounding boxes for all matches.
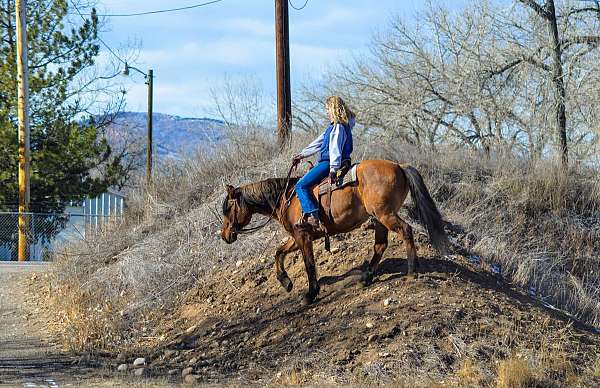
[295,213,322,232]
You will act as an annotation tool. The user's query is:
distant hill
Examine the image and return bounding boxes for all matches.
[103,112,225,160]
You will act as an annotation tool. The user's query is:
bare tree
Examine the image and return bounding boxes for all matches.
[303,0,600,163]
[209,74,276,151]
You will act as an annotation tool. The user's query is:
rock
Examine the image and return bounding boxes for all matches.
[383,298,391,307]
[188,357,197,365]
[235,260,244,267]
[132,357,146,367]
[163,349,176,359]
[367,334,378,343]
[134,367,145,377]
[182,367,194,377]
[185,325,197,335]
[167,369,179,376]
[117,363,128,372]
[183,374,200,385]
[366,322,374,329]
[378,352,391,357]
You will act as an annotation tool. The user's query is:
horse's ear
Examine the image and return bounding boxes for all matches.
[225,185,235,196]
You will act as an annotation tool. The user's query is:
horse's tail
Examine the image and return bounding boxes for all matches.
[402,165,449,254]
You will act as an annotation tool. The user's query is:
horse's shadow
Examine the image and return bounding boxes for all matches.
[319,256,416,286]
[317,255,598,335]
[318,256,529,309]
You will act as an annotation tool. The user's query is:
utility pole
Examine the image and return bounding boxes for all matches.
[16,0,30,262]
[275,0,292,148]
[146,69,153,186]
[122,64,154,185]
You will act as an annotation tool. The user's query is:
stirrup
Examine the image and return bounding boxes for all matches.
[295,213,321,232]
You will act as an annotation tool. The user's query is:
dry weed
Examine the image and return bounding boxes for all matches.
[39,133,600,374]
[456,359,484,386]
[496,356,537,388]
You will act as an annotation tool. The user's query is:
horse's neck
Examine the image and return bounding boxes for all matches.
[249,202,276,217]
[242,178,294,219]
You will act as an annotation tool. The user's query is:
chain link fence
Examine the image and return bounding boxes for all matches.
[0,212,119,261]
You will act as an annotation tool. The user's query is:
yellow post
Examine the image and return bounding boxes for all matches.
[16,0,30,261]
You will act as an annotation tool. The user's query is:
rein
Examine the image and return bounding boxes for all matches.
[234,163,297,234]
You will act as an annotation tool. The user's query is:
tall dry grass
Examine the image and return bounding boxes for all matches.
[380,144,600,326]
[44,133,600,354]
[48,133,298,351]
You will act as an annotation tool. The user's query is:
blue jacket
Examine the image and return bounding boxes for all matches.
[299,117,355,173]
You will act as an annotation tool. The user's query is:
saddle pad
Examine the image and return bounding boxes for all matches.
[318,164,358,196]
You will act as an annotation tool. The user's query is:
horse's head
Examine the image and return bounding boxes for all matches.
[221,185,252,244]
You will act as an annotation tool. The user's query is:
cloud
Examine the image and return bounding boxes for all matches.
[124,79,214,118]
[216,18,273,37]
[290,43,351,72]
[138,38,273,67]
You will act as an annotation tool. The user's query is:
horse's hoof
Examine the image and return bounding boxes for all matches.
[285,280,293,292]
[278,274,293,293]
[302,285,320,305]
[406,272,418,280]
[302,293,316,306]
[361,270,373,287]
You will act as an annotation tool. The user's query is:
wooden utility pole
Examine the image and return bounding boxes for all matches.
[275,0,292,148]
[16,0,30,261]
[146,69,153,186]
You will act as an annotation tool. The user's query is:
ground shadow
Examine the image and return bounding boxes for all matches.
[318,255,598,335]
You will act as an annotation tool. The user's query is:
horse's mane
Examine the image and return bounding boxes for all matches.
[238,177,299,214]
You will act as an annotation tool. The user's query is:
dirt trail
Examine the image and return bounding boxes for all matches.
[0,262,171,387]
[142,228,600,386]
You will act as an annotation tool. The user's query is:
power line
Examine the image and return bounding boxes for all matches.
[71,2,127,65]
[91,0,224,17]
[289,0,309,11]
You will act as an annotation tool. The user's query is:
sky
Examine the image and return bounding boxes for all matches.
[93,0,464,118]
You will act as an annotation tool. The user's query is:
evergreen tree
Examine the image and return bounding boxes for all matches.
[0,0,127,212]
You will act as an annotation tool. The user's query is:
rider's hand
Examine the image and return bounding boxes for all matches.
[329,171,337,184]
[292,154,303,166]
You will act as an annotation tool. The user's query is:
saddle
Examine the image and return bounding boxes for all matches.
[316,160,357,252]
[318,160,358,196]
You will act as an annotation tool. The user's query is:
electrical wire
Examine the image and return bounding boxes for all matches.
[289,0,309,11]
[91,0,224,17]
[71,2,128,65]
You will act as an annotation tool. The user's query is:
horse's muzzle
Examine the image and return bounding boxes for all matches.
[221,231,237,244]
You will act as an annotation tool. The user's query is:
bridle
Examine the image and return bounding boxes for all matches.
[227,162,297,235]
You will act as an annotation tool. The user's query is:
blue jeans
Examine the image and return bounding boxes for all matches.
[296,161,329,215]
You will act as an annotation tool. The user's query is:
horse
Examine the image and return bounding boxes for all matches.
[220,159,449,305]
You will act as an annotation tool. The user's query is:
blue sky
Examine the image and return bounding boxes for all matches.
[95,0,464,118]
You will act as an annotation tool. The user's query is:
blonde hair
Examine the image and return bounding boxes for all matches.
[326,95,355,125]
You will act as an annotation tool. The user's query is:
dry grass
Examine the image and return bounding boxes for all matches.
[36,133,600,385]
[371,143,600,327]
[456,359,484,386]
[496,356,537,388]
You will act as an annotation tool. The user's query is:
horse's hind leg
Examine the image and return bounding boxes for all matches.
[275,237,298,292]
[362,221,389,286]
[295,232,320,305]
[377,214,418,277]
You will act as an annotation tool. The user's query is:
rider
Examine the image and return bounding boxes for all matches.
[292,96,355,230]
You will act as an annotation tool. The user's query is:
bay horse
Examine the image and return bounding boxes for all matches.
[221,160,448,305]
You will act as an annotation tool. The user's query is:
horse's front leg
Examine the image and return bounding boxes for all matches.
[296,232,320,305]
[275,237,298,292]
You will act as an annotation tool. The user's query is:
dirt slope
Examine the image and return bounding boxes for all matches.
[135,228,600,386]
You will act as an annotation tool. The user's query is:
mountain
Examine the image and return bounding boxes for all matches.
[103,112,225,160]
